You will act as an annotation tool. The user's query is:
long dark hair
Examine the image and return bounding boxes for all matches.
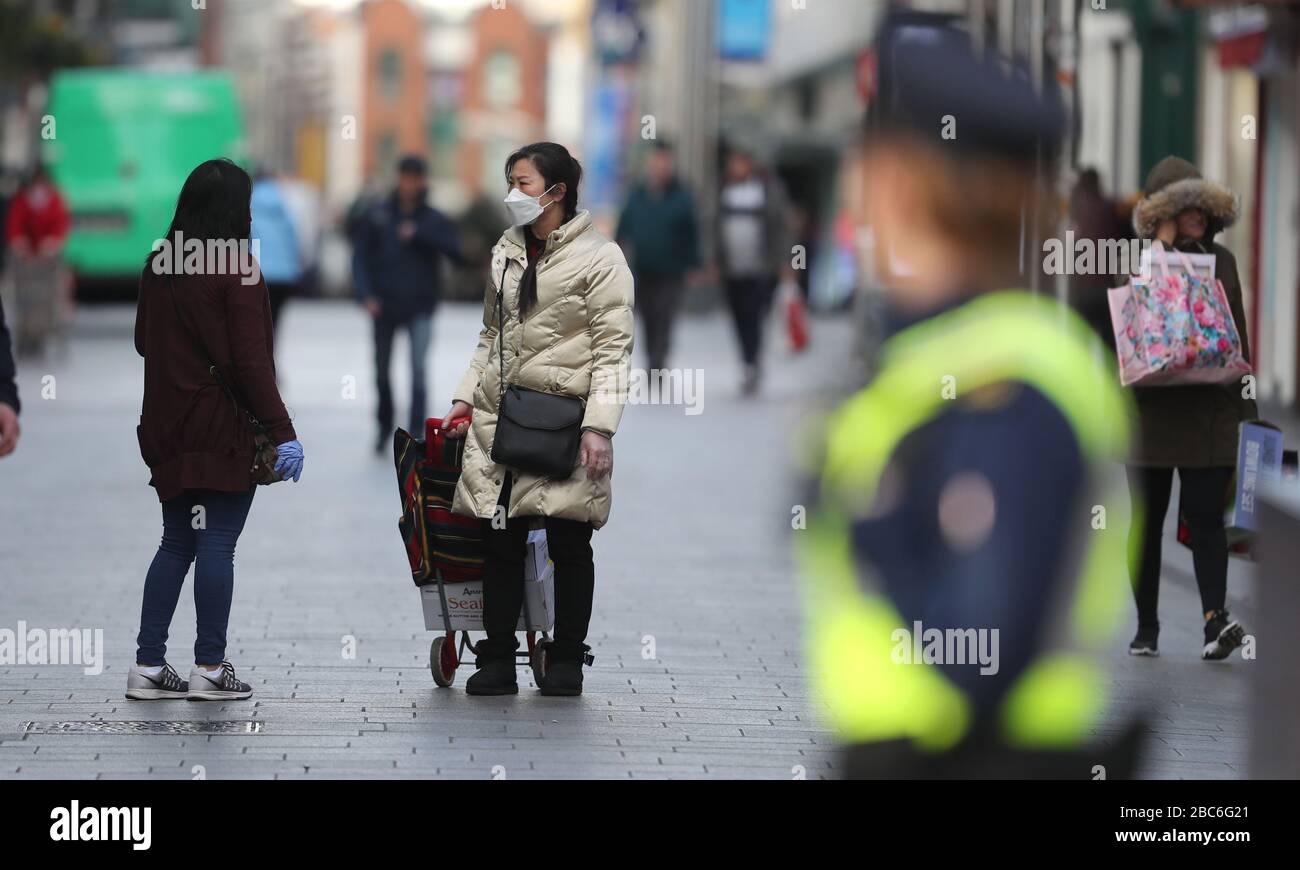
[146,158,252,270]
[503,143,582,317]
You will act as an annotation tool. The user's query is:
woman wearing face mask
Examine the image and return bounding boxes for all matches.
[1125,156,1256,661]
[442,142,634,696]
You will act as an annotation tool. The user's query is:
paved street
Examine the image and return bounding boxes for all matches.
[0,299,1255,779]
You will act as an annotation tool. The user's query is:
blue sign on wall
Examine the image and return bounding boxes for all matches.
[718,0,771,62]
[592,0,645,66]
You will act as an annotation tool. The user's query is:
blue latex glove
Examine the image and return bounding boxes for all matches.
[274,439,304,483]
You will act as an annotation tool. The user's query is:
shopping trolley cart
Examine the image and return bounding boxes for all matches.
[7,253,67,356]
[393,416,554,687]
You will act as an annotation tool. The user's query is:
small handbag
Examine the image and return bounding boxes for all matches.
[168,277,282,485]
[209,364,282,485]
[488,261,585,478]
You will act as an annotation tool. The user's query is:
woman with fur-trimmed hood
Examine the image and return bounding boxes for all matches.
[1125,155,1257,662]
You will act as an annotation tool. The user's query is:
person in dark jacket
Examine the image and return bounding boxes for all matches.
[352,154,463,451]
[1068,167,1133,350]
[129,158,304,702]
[0,295,19,457]
[615,141,701,373]
[1125,155,1256,661]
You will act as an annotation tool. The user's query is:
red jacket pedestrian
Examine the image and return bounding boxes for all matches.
[5,169,70,255]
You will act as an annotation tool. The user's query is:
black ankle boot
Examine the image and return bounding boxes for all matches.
[539,642,591,697]
[466,639,519,695]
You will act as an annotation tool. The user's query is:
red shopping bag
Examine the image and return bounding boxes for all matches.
[782,282,809,353]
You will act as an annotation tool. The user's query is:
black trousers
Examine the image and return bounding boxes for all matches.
[479,475,595,655]
[634,272,685,373]
[723,276,774,367]
[1127,465,1234,626]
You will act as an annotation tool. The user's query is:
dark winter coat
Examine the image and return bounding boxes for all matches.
[351,193,463,321]
[134,261,296,502]
[615,177,701,280]
[1128,156,1258,468]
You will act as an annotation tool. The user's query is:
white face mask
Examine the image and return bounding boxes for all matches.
[503,184,557,227]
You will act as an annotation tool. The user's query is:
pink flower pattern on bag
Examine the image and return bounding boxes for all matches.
[1108,268,1251,387]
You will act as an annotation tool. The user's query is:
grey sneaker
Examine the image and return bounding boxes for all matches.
[126,662,188,700]
[187,661,253,701]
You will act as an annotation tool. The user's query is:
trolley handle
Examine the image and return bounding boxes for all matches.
[427,414,471,434]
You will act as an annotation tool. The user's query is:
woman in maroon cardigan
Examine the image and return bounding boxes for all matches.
[128,159,304,702]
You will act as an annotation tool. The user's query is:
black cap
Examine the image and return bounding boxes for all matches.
[868,8,1064,162]
[397,154,427,175]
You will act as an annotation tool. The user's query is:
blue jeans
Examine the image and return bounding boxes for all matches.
[374,311,432,435]
[135,488,256,667]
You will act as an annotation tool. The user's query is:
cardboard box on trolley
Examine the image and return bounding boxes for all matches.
[420,528,554,632]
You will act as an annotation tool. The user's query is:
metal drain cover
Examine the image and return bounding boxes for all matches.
[19,720,263,735]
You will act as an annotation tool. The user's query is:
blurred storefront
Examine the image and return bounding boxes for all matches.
[1178,0,1300,411]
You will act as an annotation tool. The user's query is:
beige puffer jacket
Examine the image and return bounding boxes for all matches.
[450,211,634,529]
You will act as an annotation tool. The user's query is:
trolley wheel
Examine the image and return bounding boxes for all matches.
[530,640,548,687]
[430,636,456,687]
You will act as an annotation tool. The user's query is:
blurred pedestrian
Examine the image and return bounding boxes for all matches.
[452,187,508,301]
[799,11,1139,779]
[1067,167,1132,350]
[352,154,463,451]
[0,167,19,276]
[129,158,303,703]
[4,165,70,355]
[250,168,303,335]
[715,145,795,396]
[4,165,68,258]
[0,295,19,458]
[276,176,324,296]
[344,180,382,248]
[443,141,634,698]
[1125,156,1255,661]
[615,140,701,373]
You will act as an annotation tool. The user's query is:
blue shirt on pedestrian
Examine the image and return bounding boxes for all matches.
[251,179,302,286]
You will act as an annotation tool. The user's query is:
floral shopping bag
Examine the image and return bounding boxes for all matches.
[1107,244,1252,387]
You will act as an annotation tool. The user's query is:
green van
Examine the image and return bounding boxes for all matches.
[41,69,247,280]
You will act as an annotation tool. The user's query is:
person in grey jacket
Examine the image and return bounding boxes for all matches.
[1125,156,1256,661]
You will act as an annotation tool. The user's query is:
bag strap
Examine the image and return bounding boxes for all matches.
[495,258,509,412]
[166,275,262,427]
[1150,240,1198,280]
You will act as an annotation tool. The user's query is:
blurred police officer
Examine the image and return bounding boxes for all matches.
[799,9,1141,778]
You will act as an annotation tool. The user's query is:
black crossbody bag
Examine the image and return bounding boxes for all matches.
[488,260,585,478]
